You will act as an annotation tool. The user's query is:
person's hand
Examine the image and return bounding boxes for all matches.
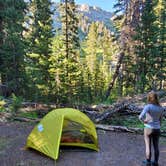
[144,120,148,124]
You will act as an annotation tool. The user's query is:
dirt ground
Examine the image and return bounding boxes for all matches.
[0,122,166,166]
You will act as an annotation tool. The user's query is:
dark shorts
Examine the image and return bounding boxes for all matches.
[144,128,160,137]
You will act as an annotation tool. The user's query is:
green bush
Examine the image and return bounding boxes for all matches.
[10,94,23,114]
[0,97,6,112]
[19,112,38,119]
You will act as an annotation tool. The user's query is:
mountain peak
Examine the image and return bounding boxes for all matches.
[78,4,103,12]
[53,2,114,34]
[78,4,90,12]
[92,6,102,11]
[77,4,113,23]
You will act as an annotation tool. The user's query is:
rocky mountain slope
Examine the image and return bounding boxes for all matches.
[53,3,114,34]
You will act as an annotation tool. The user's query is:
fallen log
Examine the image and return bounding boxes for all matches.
[94,103,142,123]
[81,90,166,116]
[94,104,166,123]
[13,117,40,122]
[96,124,142,134]
[96,124,166,137]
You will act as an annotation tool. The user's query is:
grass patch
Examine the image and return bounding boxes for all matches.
[105,115,166,130]
[161,118,166,131]
[18,111,38,119]
[105,115,144,129]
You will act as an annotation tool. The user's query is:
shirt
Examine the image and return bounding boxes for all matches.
[139,104,164,129]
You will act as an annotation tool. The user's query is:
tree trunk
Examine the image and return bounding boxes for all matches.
[105,52,124,100]
[0,2,4,83]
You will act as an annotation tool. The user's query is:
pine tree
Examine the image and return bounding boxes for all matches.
[106,0,135,97]
[0,0,27,95]
[26,0,54,100]
[83,22,110,102]
[59,0,81,103]
[100,27,114,81]
[83,22,98,102]
[85,22,98,73]
[0,0,4,76]
[28,0,53,54]
[134,0,159,92]
[48,33,66,103]
[155,0,166,89]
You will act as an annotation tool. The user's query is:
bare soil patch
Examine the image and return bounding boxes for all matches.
[0,122,166,166]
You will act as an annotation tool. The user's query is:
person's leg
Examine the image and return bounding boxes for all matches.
[144,128,152,162]
[152,129,160,165]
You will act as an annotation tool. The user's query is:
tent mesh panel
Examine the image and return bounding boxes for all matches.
[61,119,93,144]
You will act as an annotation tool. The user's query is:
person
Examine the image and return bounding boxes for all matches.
[139,91,164,166]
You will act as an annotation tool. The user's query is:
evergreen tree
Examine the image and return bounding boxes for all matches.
[134,0,159,92]
[85,22,98,73]
[26,0,54,100]
[101,27,117,81]
[29,0,53,56]
[155,0,166,89]
[0,0,27,95]
[48,33,66,103]
[107,0,132,97]
[59,0,81,103]
[83,22,111,102]
[84,22,98,102]
[0,0,4,76]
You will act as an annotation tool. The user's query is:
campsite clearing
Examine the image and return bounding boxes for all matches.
[0,122,166,166]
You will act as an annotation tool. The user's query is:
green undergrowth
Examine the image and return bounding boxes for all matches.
[18,111,38,119]
[161,118,166,131]
[108,115,144,128]
[105,115,166,131]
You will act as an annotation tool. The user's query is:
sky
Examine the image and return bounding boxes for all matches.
[53,0,117,12]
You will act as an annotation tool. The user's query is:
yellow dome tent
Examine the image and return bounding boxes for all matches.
[26,108,99,160]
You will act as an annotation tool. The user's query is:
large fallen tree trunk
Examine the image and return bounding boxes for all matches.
[79,91,166,122]
[94,103,166,123]
[89,91,166,122]
[94,103,143,123]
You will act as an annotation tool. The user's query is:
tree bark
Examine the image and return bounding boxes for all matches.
[105,52,124,100]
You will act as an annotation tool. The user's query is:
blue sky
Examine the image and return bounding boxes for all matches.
[53,0,117,12]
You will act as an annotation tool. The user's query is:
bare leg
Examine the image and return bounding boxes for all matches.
[144,128,152,161]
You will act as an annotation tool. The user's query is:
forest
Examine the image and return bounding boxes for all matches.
[0,1,166,165]
[0,0,165,105]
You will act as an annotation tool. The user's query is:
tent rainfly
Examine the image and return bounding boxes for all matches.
[26,108,99,160]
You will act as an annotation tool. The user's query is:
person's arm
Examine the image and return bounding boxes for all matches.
[139,105,149,123]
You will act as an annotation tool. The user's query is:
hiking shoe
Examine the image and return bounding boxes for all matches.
[142,160,151,166]
[151,161,159,166]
